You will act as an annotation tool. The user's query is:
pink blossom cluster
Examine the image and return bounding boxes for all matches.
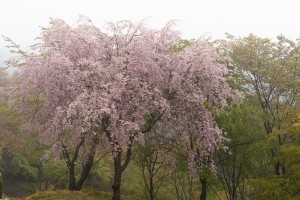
[15,17,240,170]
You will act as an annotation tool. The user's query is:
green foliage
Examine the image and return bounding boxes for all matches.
[122,162,145,199]
[172,39,194,52]
[9,154,39,181]
[249,177,300,200]
[3,133,69,191]
[41,160,68,189]
[88,155,112,188]
[213,33,300,199]
[215,102,271,199]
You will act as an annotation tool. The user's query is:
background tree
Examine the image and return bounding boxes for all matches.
[228,34,300,176]
[0,68,19,169]
[215,102,267,200]
[134,124,174,200]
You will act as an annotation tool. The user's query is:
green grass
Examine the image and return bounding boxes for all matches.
[24,189,138,200]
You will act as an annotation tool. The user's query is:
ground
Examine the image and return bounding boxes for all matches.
[16,190,138,200]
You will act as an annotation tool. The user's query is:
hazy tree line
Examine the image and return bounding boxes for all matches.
[1,19,300,200]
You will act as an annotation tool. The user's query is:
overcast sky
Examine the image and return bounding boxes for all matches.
[1,0,300,70]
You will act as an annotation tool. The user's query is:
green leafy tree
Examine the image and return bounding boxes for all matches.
[228,34,300,176]
[134,126,174,200]
[215,103,269,200]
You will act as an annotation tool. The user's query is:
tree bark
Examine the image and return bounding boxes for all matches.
[112,153,122,200]
[0,172,2,200]
[63,139,84,191]
[67,152,96,191]
[109,131,133,200]
[281,163,286,175]
[76,143,97,190]
[63,137,97,191]
[76,157,94,190]
[68,163,78,190]
[200,178,207,200]
[149,174,154,200]
[275,161,280,176]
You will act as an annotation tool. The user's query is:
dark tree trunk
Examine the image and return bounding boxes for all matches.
[111,146,132,200]
[68,163,78,190]
[63,145,78,191]
[76,142,97,190]
[63,137,98,191]
[108,131,133,200]
[232,186,236,200]
[281,163,286,175]
[275,161,280,176]
[112,153,122,200]
[200,178,207,200]
[0,173,2,200]
[149,174,154,200]
[76,156,94,190]
[67,152,96,191]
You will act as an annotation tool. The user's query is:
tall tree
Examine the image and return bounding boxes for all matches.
[228,34,300,176]
[12,17,239,200]
[10,18,108,190]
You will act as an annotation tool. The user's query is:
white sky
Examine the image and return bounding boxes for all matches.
[1,0,300,71]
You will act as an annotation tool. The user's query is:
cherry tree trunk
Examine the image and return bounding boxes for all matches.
[68,163,78,190]
[68,154,95,191]
[76,158,94,190]
[200,178,207,200]
[112,154,122,200]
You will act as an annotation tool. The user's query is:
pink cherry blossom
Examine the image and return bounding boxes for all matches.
[11,16,241,196]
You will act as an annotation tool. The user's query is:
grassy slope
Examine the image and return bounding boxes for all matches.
[23,190,138,200]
